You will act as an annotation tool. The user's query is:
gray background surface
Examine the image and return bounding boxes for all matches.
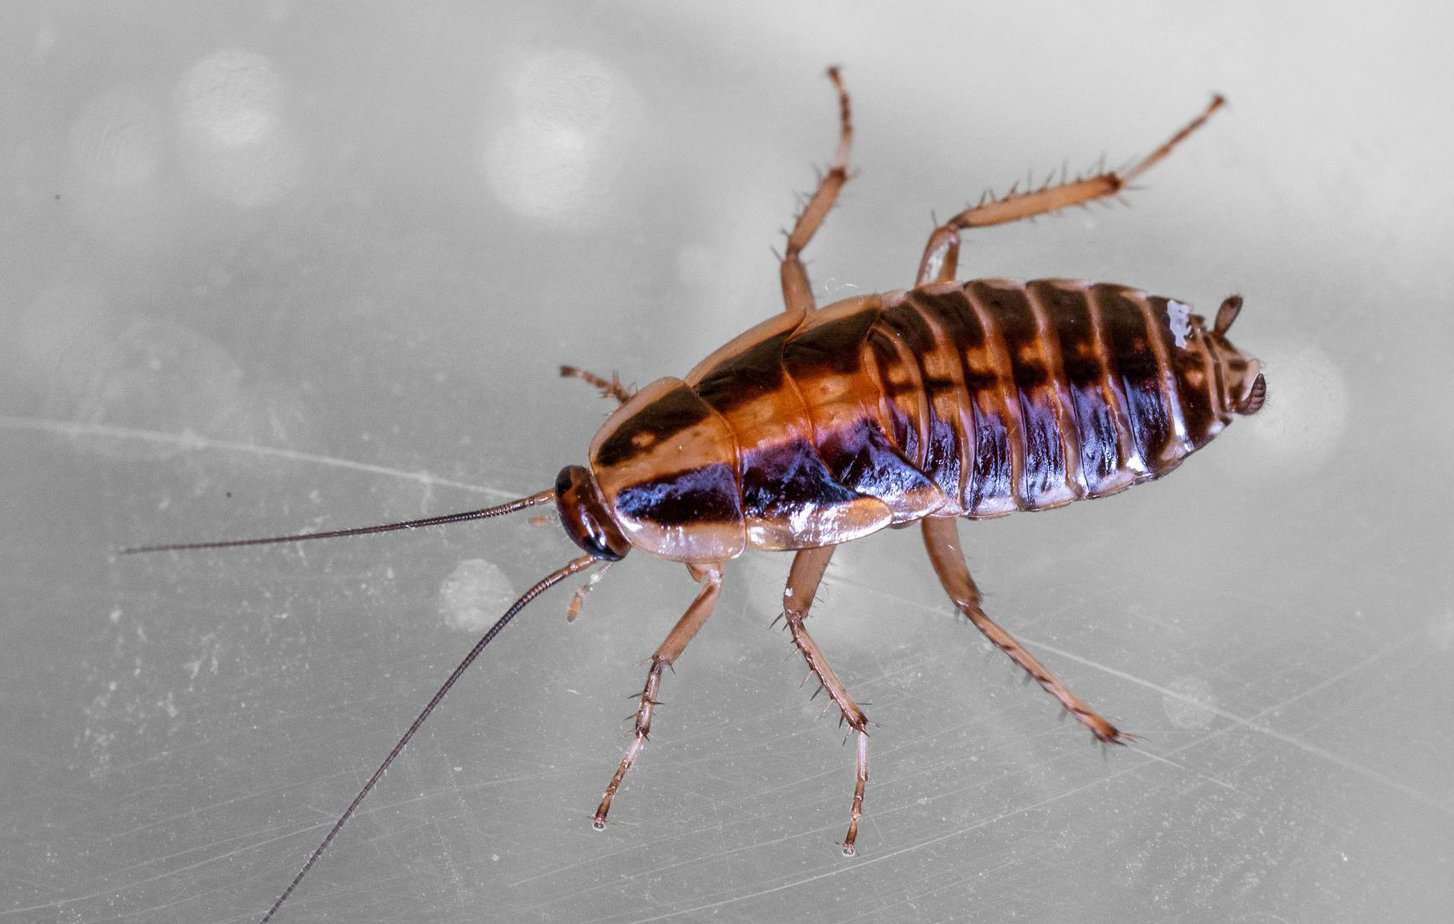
[3,2,1452,922]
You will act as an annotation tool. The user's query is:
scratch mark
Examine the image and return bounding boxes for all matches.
[613,767,1146,924]
[833,570,1446,816]
[1021,629,1449,815]
[0,415,517,499]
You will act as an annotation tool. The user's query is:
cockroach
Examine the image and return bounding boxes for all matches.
[124,69,1264,921]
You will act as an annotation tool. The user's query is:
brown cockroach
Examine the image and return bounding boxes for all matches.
[125,69,1264,921]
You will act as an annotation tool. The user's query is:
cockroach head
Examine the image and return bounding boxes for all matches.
[1205,294,1267,417]
[555,465,632,561]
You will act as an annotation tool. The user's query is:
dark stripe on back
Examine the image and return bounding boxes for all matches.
[815,415,943,513]
[967,280,1066,507]
[1030,280,1124,491]
[906,288,981,505]
[593,381,713,468]
[692,330,790,413]
[782,304,880,377]
[613,463,743,526]
[1091,284,1173,470]
[738,437,868,522]
[897,293,969,506]
[1022,282,1085,503]
[962,282,1024,512]
[866,329,920,462]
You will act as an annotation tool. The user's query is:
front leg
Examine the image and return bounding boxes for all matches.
[921,517,1129,744]
[782,545,870,855]
[779,67,853,317]
[593,564,723,828]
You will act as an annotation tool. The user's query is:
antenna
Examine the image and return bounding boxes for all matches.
[120,489,555,554]
[258,553,597,922]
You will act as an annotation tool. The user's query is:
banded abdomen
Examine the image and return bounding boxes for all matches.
[871,278,1233,518]
[585,280,1260,562]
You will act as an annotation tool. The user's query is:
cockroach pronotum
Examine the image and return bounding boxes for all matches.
[124,69,1265,922]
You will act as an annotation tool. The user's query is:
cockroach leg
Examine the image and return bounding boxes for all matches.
[920,517,1128,745]
[780,66,853,318]
[915,225,961,285]
[914,95,1224,284]
[559,365,634,405]
[782,545,870,855]
[566,562,612,622]
[593,564,722,829]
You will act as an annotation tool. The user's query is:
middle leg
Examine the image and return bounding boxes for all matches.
[921,516,1128,744]
[781,545,871,855]
[593,564,723,828]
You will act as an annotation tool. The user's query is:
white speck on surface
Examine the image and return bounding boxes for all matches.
[437,559,517,633]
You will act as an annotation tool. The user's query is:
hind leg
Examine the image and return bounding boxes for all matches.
[921,517,1128,744]
[915,95,1225,285]
[781,546,871,854]
[593,564,723,828]
[779,67,853,317]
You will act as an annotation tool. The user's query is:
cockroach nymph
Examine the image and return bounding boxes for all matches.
[125,69,1262,922]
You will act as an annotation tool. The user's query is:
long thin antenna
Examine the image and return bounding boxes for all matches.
[120,489,555,554]
[258,552,597,923]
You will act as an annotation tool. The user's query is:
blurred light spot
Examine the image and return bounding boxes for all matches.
[71,317,246,460]
[13,284,112,400]
[175,49,299,207]
[1162,675,1218,729]
[63,89,178,250]
[479,50,641,226]
[438,559,517,632]
[70,88,163,187]
[15,290,250,460]
[177,49,282,146]
[1241,341,1347,472]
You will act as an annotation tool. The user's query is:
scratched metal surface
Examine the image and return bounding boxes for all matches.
[3,3,1452,923]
